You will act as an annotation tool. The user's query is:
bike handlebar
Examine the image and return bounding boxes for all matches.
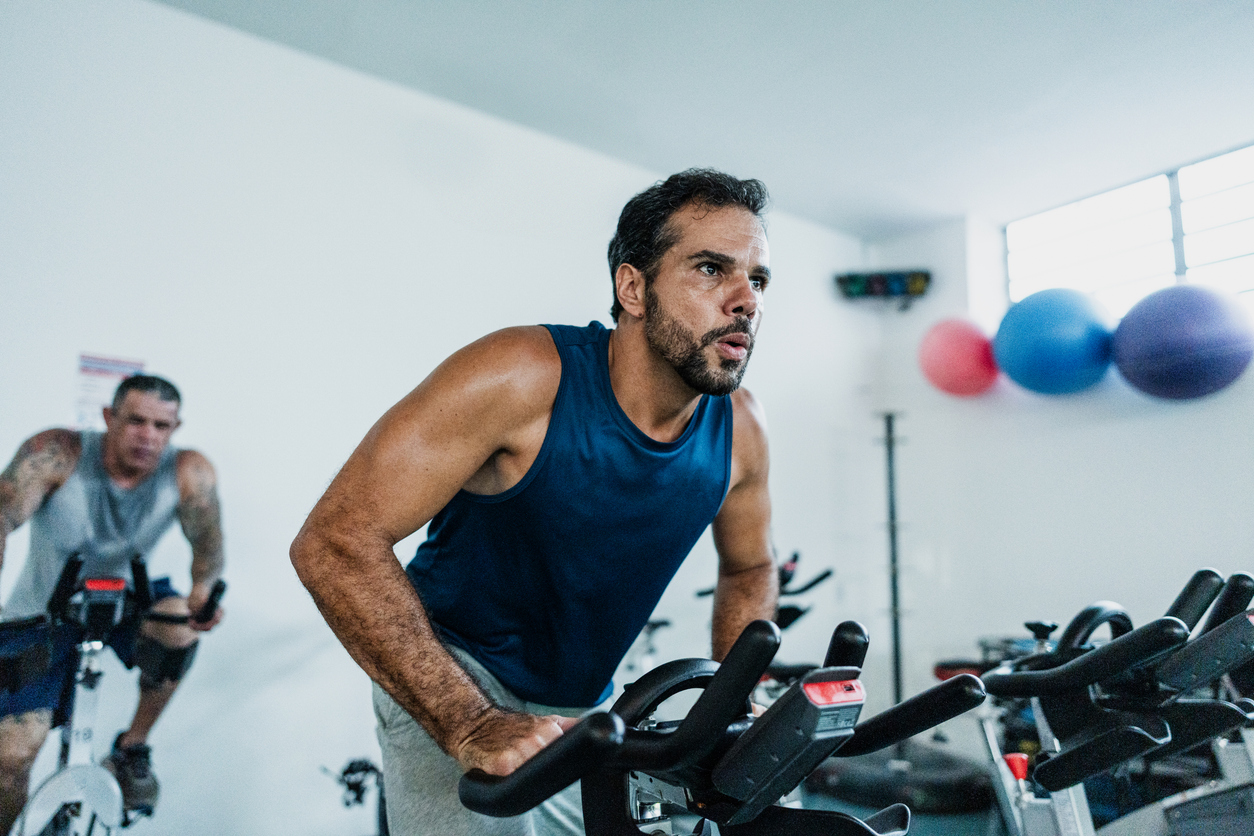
[824,620,869,669]
[1198,573,1254,635]
[613,618,780,771]
[458,618,782,817]
[1055,601,1133,651]
[1164,568,1225,630]
[47,554,227,628]
[982,617,1190,697]
[131,558,154,612]
[46,555,84,620]
[458,711,625,817]
[459,617,987,824]
[193,579,228,623]
[836,673,986,757]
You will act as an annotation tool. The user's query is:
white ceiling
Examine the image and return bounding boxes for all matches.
[153,0,1254,240]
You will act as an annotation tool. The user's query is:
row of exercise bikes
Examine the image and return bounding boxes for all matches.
[970,567,1254,836]
[451,562,1254,836]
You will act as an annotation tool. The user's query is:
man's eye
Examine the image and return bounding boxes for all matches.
[751,278,767,291]
[699,263,718,276]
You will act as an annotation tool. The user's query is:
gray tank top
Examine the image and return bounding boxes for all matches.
[3,430,181,620]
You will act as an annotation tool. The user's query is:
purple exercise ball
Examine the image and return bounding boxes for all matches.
[1113,284,1254,400]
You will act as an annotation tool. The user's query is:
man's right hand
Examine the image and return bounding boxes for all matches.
[452,708,579,776]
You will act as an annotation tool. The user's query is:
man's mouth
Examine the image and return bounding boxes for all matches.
[712,330,752,361]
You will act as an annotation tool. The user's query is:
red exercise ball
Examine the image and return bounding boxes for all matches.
[919,319,999,396]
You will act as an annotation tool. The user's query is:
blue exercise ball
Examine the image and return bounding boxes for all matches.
[1113,284,1254,400]
[993,289,1112,394]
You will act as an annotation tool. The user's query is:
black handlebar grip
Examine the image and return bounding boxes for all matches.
[130,557,153,612]
[823,621,869,669]
[1033,720,1170,792]
[1057,602,1134,651]
[836,674,986,758]
[616,618,781,771]
[784,568,834,596]
[1155,609,1254,692]
[983,617,1190,697]
[458,711,624,817]
[194,579,227,623]
[1198,574,1254,635]
[1164,569,1225,630]
[1005,617,1190,695]
[46,555,84,620]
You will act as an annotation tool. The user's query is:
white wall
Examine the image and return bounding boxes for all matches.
[867,216,1254,702]
[0,1,880,833]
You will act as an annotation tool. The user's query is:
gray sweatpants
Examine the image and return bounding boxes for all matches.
[372,648,595,836]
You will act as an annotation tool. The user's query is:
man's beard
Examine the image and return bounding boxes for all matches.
[643,285,755,396]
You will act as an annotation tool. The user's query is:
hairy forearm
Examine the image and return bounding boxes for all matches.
[711,560,779,662]
[290,525,498,755]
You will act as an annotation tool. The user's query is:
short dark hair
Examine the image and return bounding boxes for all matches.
[607,168,770,321]
[112,374,182,411]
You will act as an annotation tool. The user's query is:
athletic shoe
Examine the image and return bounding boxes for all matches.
[103,734,160,812]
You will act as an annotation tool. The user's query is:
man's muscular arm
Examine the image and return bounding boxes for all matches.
[176,450,225,629]
[291,327,574,777]
[0,430,81,574]
[710,389,778,661]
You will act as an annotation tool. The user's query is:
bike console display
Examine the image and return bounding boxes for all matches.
[713,667,864,824]
[74,578,128,640]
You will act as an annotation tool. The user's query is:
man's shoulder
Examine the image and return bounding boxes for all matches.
[175,449,217,496]
[0,429,82,502]
[29,427,82,449]
[451,326,562,389]
[473,324,561,357]
[175,449,215,474]
[19,428,83,472]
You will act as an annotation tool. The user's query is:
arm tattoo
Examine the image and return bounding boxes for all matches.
[178,462,225,584]
[0,431,79,538]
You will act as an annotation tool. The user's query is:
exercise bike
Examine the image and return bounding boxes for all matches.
[459,618,988,835]
[14,555,224,836]
[980,568,1254,836]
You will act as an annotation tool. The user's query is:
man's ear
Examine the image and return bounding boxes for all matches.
[615,263,647,321]
[102,406,114,426]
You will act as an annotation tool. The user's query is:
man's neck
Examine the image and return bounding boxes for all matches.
[606,325,703,444]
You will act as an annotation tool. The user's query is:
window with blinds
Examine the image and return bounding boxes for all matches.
[1006,144,1254,316]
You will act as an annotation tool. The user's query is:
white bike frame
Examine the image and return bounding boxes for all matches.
[17,584,128,836]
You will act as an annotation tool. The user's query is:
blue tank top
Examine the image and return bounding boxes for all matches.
[406,322,733,707]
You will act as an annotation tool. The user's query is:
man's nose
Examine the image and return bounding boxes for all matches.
[726,273,760,319]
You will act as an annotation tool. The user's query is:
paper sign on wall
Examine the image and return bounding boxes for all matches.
[76,354,144,431]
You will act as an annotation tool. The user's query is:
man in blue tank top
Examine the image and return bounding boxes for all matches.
[293,170,779,836]
[0,375,226,832]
